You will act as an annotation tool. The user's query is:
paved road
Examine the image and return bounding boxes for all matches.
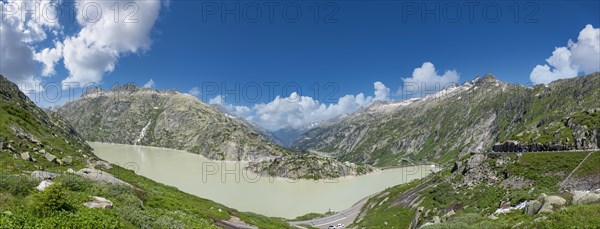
[289,193,377,229]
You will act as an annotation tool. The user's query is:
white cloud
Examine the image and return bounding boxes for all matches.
[374,81,390,101]
[58,0,162,88]
[34,41,63,76]
[0,0,59,91]
[209,95,225,105]
[187,87,201,97]
[400,62,460,97]
[530,24,600,85]
[143,79,155,88]
[213,82,390,130]
[1,0,164,93]
[209,95,252,117]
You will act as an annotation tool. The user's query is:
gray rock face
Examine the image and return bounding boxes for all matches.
[31,171,60,180]
[75,168,132,187]
[58,85,287,161]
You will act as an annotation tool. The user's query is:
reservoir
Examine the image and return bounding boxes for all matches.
[90,142,432,219]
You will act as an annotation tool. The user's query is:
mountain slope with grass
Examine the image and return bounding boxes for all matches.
[352,151,600,228]
[293,73,600,167]
[57,84,290,161]
[0,75,291,228]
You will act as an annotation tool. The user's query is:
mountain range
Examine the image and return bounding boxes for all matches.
[292,73,600,166]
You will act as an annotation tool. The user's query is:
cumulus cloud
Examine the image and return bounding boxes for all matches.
[34,41,64,76]
[187,87,201,97]
[1,0,164,93]
[209,95,252,117]
[0,0,59,91]
[60,0,162,88]
[400,62,460,97]
[142,79,155,88]
[530,24,600,85]
[374,81,390,101]
[213,82,390,130]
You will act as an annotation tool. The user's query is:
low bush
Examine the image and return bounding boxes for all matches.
[28,183,75,216]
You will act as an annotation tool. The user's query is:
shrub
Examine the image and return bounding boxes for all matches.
[0,174,38,196]
[28,183,75,216]
[59,175,93,192]
[115,205,152,229]
[152,216,184,229]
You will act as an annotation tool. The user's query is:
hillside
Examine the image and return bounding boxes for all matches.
[293,73,600,167]
[0,75,292,228]
[57,84,290,161]
[352,151,600,228]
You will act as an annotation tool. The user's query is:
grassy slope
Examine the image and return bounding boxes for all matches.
[353,151,600,228]
[0,75,290,228]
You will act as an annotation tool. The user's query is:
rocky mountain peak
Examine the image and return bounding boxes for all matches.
[81,83,180,98]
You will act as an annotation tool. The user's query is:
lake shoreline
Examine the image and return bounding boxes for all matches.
[90,142,433,218]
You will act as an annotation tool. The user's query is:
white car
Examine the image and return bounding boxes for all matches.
[338,223,345,228]
[328,226,336,229]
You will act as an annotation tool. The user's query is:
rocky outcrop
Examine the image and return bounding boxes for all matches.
[524,194,566,215]
[246,153,377,179]
[75,168,132,187]
[572,190,600,205]
[58,84,288,161]
[31,171,60,180]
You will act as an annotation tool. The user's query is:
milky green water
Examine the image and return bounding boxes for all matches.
[90,142,432,218]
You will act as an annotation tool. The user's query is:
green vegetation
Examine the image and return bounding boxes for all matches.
[353,180,420,228]
[423,203,600,229]
[573,151,600,178]
[0,75,291,228]
[355,150,600,228]
[508,152,587,193]
[290,211,335,221]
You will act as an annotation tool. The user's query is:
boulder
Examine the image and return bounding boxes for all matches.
[572,191,600,205]
[76,168,132,187]
[44,153,57,162]
[525,200,542,215]
[83,196,113,209]
[62,156,73,165]
[31,171,60,180]
[433,216,441,224]
[538,195,566,213]
[36,180,54,191]
[21,152,33,161]
[442,209,455,221]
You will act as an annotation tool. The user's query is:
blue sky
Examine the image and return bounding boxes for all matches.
[1,0,599,129]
